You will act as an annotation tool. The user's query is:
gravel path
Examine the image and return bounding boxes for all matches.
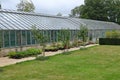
[0,44,98,67]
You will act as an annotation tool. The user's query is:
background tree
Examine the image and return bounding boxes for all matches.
[0,1,1,9]
[71,6,80,17]
[56,13,62,16]
[31,26,48,57]
[17,0,35,12]
[71,0,120,24]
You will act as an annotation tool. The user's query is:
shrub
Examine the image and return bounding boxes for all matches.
[56,42,64,50]
[26,48,42,55]
[106,30,120,38]
[8,51,17,58]
[45,46,58,52]
[8,48,42,59]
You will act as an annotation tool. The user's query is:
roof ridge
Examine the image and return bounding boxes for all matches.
[0,9,68,19]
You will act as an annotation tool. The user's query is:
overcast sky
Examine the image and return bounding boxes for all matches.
[0,0,84,16]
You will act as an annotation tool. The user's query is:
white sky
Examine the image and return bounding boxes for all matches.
[0,0,84,16]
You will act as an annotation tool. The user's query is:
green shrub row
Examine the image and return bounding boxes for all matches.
[99,38,120,45]
[106,30,120,38]
[8,48,42,59]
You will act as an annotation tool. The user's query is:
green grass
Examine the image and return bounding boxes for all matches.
[0,45,120,80]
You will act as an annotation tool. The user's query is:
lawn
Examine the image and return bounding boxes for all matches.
[0,45,120,80]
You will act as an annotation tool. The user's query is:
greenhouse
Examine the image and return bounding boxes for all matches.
[0,9,120,48]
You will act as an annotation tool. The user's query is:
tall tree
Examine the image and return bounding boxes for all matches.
[71,0,120,24]
[71,6,80,17]
[17,0,35,12]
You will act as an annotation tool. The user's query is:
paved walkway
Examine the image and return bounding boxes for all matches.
[0,44,98,67]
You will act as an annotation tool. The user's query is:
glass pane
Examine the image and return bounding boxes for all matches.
[10,31,15,47]
[31,32,36,44]
[22,31,26,45]
[27,31,31,45]
[4,31,9,47]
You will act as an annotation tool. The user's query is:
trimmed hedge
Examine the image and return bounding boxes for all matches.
[99,38,120,45]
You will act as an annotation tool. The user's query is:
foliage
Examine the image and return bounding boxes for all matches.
[56,13,62,16]
[99,38,120,45]
[58,29,71,49]
[78,25,88,42]
[1,46,120,80]
[17,0,35,12]
[45,42,64,52]
[71,0,120,24]
[45,46,58,52]
[31,26,48,56]
[56,42,64,50]
[71,6,80,17]
[105,30,120,38]
[8,48,42,59]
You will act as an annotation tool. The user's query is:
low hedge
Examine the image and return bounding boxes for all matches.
[99,38,120,45]
[8,48,42,59]
[45,46,58,52]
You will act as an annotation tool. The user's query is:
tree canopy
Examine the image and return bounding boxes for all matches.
[71,0,120,24]
[17,0,35,12]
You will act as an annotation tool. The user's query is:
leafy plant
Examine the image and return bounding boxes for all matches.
[57,29,71,51]
[106,30,120,38]
[78,25,88,48]
[78,25,88,42]
[31,26,48,57]
[8,48,42,59]
[8,51,17,58]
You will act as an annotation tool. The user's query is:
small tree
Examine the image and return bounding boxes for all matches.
[78,25,88,46]
[31,26,47,57]
[58,29,70,52]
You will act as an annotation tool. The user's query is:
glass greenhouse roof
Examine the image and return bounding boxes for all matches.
[69,18,120,30]
[0,9,120,30]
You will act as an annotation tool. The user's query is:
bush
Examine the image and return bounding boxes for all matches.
[106,30,120,38]
[8,51,17,58]
[56,43,64,50]
[26,48,42,55]
[99,38,120,45]
[8,48,42,59]
[45,46,58,52]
